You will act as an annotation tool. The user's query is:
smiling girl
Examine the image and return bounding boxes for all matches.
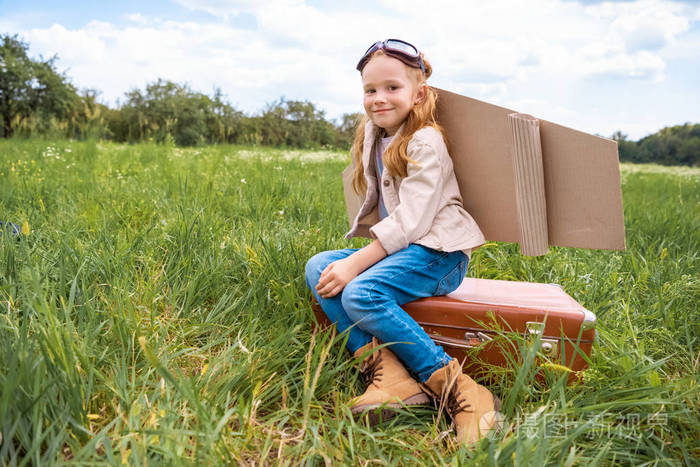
[305,39,501,444]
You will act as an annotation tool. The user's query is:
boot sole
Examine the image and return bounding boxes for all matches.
[351,393,431,426]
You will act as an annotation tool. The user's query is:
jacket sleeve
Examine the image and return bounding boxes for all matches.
[369,137,444,255]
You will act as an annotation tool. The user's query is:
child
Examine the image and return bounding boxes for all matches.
[305,39,501,444]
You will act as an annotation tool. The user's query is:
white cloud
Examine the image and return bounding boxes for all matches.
[25,22,109,63]
[124,13,151,25]
[588,0,691,51]
[10,0,699,138]
[173,0,307,20]
[173,0,250,19]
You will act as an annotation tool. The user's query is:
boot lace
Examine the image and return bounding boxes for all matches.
[422,375,473,418]
[361,353,384,386]
[444,384,472,417]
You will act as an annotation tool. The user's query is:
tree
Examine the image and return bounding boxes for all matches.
[677,137,700,166]
[335,112,363,149]
[257,98,337,148]
[612,124,700,166]
[110,79,248,146]
[0,34,79,137]
[612,131,643,163]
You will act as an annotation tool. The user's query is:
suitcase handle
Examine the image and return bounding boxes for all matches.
[429,330,560,358]
[466,331,493,345]
[429,332,492,349]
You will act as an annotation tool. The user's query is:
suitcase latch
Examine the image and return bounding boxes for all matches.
[464,331,493,347]
[526,321,559,357]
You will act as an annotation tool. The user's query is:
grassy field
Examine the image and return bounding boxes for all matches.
[1,139,698,465]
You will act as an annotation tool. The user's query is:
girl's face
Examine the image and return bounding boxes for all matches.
[361,54,426,136]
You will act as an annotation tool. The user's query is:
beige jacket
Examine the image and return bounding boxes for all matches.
[346,121,486,255]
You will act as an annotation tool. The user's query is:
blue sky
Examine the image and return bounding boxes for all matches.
[1,0,698,140]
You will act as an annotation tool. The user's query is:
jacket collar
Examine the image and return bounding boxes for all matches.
[362,120,405,175]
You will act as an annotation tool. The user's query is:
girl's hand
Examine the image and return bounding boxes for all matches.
[316,257,359,298]
[315,240,388,299]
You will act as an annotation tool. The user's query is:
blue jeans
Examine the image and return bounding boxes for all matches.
[305,244,468,382]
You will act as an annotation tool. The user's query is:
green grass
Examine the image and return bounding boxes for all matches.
[1,139,698,465]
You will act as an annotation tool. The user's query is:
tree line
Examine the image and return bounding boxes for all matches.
[612,126,699,166]
[1,34,361,149]
[1,34,698,164]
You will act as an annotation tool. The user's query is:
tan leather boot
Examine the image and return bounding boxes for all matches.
[423,359,502,444]
[350,338,430,424]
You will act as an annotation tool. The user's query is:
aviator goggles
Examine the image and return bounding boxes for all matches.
[356,39,426,74]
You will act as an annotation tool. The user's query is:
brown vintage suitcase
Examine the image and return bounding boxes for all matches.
[312,278,596,383]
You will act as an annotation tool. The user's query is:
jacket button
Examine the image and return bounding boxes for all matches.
[383,180,390,187]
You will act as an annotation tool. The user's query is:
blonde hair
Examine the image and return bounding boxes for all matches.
[351,49,446,195]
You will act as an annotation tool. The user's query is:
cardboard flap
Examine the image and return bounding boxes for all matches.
[340,88,626,252]
[435,88,625,251]
[342,162,363,227]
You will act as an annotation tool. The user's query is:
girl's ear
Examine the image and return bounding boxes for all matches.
[414,83,427,105]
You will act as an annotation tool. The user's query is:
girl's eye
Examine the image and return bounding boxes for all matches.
[365,89,375,94]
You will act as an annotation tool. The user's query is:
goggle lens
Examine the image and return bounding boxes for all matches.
[385,40,418,57]
[356,39,425,73]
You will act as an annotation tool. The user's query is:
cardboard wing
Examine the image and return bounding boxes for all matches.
[342,88,626,254]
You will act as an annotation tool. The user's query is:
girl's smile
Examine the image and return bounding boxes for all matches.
[361,54,426,136]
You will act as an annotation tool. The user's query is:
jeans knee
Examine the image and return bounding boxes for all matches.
[342,280,375,321]
[305,251,336,289]
[304,254,322,288]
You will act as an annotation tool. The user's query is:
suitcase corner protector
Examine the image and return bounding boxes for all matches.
[581,308,597,331]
